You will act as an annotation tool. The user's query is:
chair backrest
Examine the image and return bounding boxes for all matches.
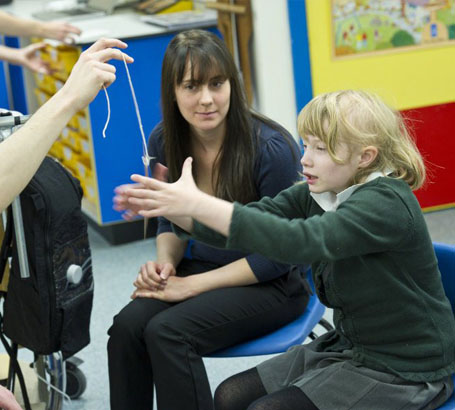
[433,245,455,410]
[208,269,326,357]
[434,242,455,314]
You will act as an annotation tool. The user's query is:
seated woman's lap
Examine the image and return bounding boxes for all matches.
[109,263,306,357]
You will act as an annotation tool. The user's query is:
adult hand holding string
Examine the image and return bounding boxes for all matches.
[58,38,133,113]
[0,38,132,212]
[126,157,234,237]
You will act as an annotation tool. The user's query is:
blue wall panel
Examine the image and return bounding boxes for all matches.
[5,36,28,114]
[0,61,9,110]
[287,0,313,112]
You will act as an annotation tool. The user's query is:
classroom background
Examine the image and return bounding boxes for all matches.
[1,0,454,408]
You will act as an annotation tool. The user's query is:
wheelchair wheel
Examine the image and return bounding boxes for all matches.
[65,361,86,400]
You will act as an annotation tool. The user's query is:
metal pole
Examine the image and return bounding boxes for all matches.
[11,197,30,279]
[0,114,32,279]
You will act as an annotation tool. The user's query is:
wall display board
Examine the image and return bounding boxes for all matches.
[332,0,455,58]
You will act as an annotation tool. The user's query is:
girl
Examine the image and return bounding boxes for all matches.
[109,29,309,410]
[117,90,455,410]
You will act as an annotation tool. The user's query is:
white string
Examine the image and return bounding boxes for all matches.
[122,53,153,168]
[101,54,155,168]
[102,85,110,139]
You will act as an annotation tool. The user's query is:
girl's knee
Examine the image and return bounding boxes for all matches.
[214,379,234,410]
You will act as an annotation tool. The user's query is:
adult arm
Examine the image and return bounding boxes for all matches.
[0,10,81,41]
[0,38,133,212]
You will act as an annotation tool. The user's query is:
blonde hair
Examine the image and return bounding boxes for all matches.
[297,90,425,190]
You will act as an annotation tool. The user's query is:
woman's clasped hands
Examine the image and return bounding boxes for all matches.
[132,263,199,302]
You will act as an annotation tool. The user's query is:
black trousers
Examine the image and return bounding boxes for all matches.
[107,260,308,410]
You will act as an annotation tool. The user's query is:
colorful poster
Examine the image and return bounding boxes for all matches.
[332,0,455,57]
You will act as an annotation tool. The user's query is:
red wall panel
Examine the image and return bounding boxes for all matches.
[401,102,455,210]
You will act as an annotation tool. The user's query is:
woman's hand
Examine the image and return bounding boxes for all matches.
[132,275,196,302]
[133,261,176,291]
[127,157,202,219]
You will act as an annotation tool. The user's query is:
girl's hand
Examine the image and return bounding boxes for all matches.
[113,163,169,220]
[113,182,146,220]
[132,275,196,302]
[127,157,202,219]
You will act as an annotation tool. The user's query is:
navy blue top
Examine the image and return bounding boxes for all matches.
[147,117,301,282]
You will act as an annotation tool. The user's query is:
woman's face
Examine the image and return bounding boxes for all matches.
[174,63,231,138]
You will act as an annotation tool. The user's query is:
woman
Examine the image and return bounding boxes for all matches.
[109,29,309,410]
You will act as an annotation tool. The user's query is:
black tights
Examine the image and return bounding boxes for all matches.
[214,367,319,410]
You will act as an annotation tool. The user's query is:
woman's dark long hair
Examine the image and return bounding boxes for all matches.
[161,29,258,204]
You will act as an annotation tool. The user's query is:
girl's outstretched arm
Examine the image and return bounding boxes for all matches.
[125,157,234,236]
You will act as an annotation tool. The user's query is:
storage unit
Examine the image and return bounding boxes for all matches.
[3,4,217,243]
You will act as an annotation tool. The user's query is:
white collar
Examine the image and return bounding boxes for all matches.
[310,171,391,212]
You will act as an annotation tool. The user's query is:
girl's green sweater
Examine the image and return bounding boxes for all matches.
[187,177,455,382]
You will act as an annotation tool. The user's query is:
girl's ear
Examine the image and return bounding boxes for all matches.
[358,146,378,169]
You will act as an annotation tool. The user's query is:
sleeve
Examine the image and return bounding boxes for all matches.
[226,183,413,266]
[244,128,302,281]
[188,184,307,249]
[147,123,172,235]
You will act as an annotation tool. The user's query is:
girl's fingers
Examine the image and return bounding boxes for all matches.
[125,188,156,200]
[130,174,163,189]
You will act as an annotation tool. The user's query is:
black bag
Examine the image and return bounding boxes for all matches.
[1,156,94,359]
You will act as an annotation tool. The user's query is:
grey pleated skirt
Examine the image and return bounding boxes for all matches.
[257,331,453,410]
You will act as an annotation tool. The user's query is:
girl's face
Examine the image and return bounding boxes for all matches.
[300,134,362,194]
[174,63,231,138]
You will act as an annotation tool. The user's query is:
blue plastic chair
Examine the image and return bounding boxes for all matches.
[434,242,455,410]
[209,270,331,357]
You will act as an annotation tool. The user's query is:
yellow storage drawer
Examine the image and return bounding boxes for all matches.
[34,88,52,106]
[68,113,89,135]
[48,140,64,161]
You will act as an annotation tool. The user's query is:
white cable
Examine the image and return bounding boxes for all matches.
[101,54,155,169]
[121,53,154,168]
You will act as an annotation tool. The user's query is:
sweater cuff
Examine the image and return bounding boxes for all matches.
[171,223,192,240]
[192,219,228,248]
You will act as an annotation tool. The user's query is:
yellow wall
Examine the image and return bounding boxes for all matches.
[305,0,455,110]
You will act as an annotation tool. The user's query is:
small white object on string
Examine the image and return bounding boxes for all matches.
[101,52,155,172]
